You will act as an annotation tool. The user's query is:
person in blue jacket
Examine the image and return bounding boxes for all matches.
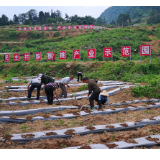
[98,90,109,109]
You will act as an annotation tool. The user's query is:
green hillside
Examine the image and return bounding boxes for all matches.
[0,25,159,63]
[100,6,131,23]
[100,6,160,24]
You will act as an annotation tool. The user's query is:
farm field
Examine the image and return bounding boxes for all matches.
[0,76,160,150]
[1,23,160,153]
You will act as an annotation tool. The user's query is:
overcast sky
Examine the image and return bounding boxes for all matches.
[0,6,110,20]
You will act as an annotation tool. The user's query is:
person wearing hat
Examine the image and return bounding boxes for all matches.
[45,82,59,105]
[99,90,109,108]
[27,76,41,100]
[38,74,55,88]
[82,77,101,109]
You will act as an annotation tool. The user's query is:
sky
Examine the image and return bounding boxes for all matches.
[0,6,110,20]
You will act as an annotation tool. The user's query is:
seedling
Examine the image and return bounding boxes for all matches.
[5,127,12,135]
[60,144,67,148]
[88,121,93,126]
[88,140,91,144]
[57,119,64,126]
[44,121,52,129]
[46,111,50,114]
[71,94,74,98]
[111,135,114,141]
[21,125,28,133]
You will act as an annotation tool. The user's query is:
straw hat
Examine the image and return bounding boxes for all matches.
[100,90,109,96]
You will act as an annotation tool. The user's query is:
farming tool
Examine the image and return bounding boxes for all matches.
[56,99,61,105]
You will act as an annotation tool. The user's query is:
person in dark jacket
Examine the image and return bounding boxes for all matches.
[83,77,101,109]
[38,74,55,88]
[77,72,83,82]
[45,82,59,105]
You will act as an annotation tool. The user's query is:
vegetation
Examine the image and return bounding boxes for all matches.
[100,6,160,26]
[0,9,95,26]
[0,25,157,63]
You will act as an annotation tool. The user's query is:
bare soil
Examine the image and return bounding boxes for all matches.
[0,79,160,149]
[1,122,160,149]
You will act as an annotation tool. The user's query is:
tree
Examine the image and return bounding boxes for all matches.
[58,17,65,23]
[24,19,30,25]
[147,9,160,24]
[117,13,131,27]
[46,18,56,24]
[39,11,44,25]
[65,13,70,23]
[1,14,9,25]
[29,11,32,24]
[44,12,50,24]
[96,17,104,25]
[51,12,56,19]
[18,13,26,23]
[13,14,19,24]
[110,20,116,25]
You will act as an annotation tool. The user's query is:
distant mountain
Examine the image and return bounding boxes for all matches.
[100,6,160,24]
[100,6,131,23]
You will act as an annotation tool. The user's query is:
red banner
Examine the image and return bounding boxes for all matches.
[140,44,151,56]
[88,49,96,58]
[28,27,32,31]
[57,26,61,30]
[121,46,131,57]
[43,26,47,31]
[59,51,66,60]
[84,25,88,29]
[73,25,77,29]
[38,26,42,31]
[18,27,22,31]
[78,25,82,29]
[73,50,80,59]
[24,53,30,61]
[62,26,66,30]
[14,54,19,61]
[89,25,93,29]
[35,52,41,61]
[33,27,37,31]
[47,51,53,60]
[48,26,52,30]
[68,26,71,30]
[23,27,27,31]
[4,54,10,62]
[103,47,112,58]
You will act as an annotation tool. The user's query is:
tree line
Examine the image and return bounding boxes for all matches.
[0,9,96,26]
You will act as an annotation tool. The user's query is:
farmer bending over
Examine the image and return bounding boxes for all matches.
[27,76,41,100]
[59,75,74,98]
[83,77,101,109]
[45,82,59,105]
